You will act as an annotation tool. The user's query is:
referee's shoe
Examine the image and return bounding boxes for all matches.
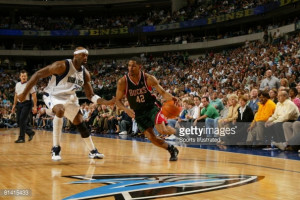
[15,131,35,143]
[15,138,25,143]
[27,131,35,141]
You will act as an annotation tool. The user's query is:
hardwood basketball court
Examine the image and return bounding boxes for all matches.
[0,128,299,199]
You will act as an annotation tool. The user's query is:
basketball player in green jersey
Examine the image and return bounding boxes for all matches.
[116,57,179,161]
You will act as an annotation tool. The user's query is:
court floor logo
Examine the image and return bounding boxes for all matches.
[63,173,263,200]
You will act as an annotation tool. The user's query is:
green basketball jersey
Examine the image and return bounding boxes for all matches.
[125,71,157,112]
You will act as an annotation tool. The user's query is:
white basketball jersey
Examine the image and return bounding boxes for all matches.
[44,59,85,98]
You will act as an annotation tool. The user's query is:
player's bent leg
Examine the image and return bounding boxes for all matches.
[73,112,104,159]
[144,128,179,161]
[155,122,176,135]
[51,104,65,161]
[144,128,168,148]
[52,104,65,118]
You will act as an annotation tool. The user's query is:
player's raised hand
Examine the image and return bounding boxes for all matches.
[17,93,26,102]
[172,96,180,107]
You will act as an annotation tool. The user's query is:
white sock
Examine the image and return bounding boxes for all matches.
[53,116,63,147]
[83,136,96,151]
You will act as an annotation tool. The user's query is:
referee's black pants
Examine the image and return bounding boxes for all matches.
[16,100,34,140]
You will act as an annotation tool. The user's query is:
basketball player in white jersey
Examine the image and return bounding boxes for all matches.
[18,47,115,161]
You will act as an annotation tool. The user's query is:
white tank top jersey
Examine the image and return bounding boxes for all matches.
[44,59,85,98]
[15,82,36,102]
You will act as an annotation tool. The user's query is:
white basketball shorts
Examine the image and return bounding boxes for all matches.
[43,93,80,122]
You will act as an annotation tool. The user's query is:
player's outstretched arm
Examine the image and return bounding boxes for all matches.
[115,77,135,118]
[83,70,115,105]
[18,61,66,102]
[146,73,178,104]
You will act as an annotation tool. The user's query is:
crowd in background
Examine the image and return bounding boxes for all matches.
[1,14,298,51]
[0,0,298,51]
[143,0,276,26]
[1,30,300,150]
[0,0,281,31]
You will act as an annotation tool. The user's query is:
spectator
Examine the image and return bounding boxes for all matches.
[218,95,252,146]
[176,99,194,128]
[218,94,239,128]
[194,96,219,125]
[259,70,280,91]
[272,121,300,151]
[98,105,112,134]
[34,104,43,128]
[186,96,201,123]
[289,87,300,112]
[265,91,299,142]
[248,88,259,114]
[118,100,132,135]
[82,104,90,122]
[195,96,219,137]
[237,95,254,123]
[246,91,276,145]
[189,86,199,96]
[282,121,300,142]
[273,29,281,44]
[86,104,98,130]
[263,30,269,43]
[210,91,224,113]
[269,88,278,104]
[2,109,17,128]
[280,78,289,88]
[92,106,102,132]
[233,95,255,144]
[107,105,118,134]
[219,97,230,120]
[295,82,300,96]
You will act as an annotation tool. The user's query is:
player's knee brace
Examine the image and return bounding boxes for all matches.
[76,122,90,138]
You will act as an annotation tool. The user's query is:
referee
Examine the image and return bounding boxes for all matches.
[12,70,37,143]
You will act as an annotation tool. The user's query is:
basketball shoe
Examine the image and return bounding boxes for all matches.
[51,146,61,161]
[89,149,104,159]
[167,145,179,161]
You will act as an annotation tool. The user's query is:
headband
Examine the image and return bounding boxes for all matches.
[74,49,89,55]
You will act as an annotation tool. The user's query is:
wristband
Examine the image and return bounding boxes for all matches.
[91,95,100,104]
